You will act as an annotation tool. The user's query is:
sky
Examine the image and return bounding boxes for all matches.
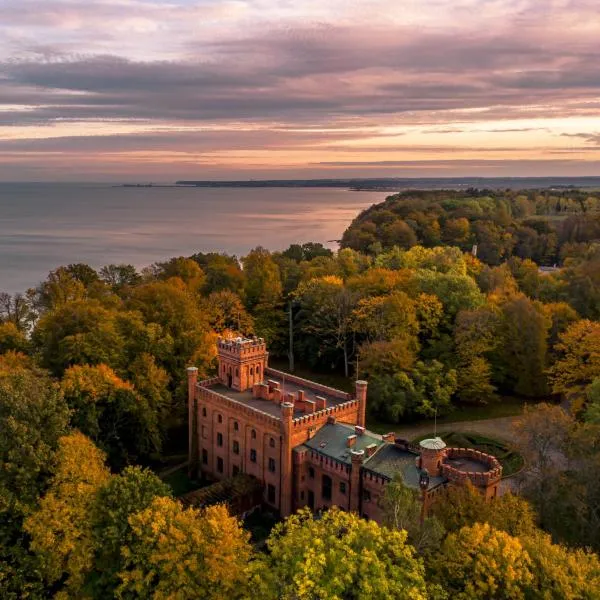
[1,0,600,181]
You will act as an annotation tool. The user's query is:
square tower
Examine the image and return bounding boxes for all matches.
[217,336,268,391]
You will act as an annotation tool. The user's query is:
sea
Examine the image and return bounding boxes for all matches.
[0,183,387,294]
[2,177,598,294]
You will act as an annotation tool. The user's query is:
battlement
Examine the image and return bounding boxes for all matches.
[217,336,267,358]
[441,447,502,487]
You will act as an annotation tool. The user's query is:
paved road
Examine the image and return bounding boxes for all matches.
[391,416,520,445]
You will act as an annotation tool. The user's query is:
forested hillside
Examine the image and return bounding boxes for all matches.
[1,189,600,598]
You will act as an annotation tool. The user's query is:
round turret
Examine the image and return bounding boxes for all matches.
[419,437,447,476]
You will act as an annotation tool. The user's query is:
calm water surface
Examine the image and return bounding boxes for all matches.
[0,183,386,293]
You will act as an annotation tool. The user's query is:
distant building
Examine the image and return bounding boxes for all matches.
[187,338,501,520]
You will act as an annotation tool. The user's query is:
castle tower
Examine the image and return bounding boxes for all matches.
[418,437,447,477]
[217,337,268,392]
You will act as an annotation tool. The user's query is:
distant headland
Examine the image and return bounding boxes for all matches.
[119,177,600,191]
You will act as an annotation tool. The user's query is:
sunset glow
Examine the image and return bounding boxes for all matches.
[2,0,600,180]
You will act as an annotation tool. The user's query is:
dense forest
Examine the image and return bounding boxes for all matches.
[1,188,600,598]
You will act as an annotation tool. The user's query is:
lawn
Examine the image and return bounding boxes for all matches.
[411,431,524,477]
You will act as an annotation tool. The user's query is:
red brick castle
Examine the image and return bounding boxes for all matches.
[187,337,501,520]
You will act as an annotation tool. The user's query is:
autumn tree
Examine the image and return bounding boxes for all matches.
[549,319,600,395]
[295,276,357,376]
[0,322,29,354]
[453,308,498,403]
[86,466,171,598]
[512,403,575,525]
[430,523,534,599]
[61,364,162,468]
[204,290,254,335]
[380,476,444,555]
[431,483,538,539]
[24,432,110,596]
[0,370,70,598]
[117,499,252,599]
[242,247,282,309]
[32,299,127,376]
[253,507,428,600]
[494,295,550,397]
[99,264,142,290]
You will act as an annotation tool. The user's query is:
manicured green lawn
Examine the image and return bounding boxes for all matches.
[411,431,524,477]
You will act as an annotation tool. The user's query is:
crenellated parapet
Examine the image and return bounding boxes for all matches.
[265,368,351,401]
[218,336,267,358]
[441,447,502,487]
[292,398,360,429]
[197,385,281,431]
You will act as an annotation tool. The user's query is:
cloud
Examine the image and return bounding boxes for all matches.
[1,0,600,178]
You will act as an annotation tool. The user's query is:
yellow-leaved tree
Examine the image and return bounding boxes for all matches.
[430,522,534,600]
[117,498,252,600]
[252,507,428,600]
[24,432,110,596]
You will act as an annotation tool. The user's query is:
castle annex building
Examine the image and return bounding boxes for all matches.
[187,338,502,520]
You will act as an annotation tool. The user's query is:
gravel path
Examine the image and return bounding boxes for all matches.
[390,416,520,445]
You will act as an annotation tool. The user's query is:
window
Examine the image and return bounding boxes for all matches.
[363,490,371,503]
[202,449,208,465]
[233,440,240,455]
[217,414,223,424]
[269,437,275,448]
[233,421,239,432]
[308,467,315,479]
[217,432,223,447]
[339,481,346,495]
[267,484,276,504]
[232,465,240,476]
[322,475,332,501]
[202,425,207,439]
[235,368,239,376]
[268,457,276,473]
[250,367,254,376]
[251,429,256,439]
[217,457,224,473]
[250,449,257,463]
[202,406,207,417]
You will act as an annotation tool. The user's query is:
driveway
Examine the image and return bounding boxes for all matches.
[391,416,520,445]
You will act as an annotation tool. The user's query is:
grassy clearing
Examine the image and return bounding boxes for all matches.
[411,431,524,477]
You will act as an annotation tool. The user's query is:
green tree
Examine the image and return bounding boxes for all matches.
[0,322,29,354]
[254,507,428,600]
[204,290,254,335]
[0,370,71,598]
[86,466,171,598]
[100,264,142,290]
[32,299,126,376]
[61,364,162,468]
[117,498,252,600]
[380,476,444,555]
[494,295,550,397]
[242,247,282,309]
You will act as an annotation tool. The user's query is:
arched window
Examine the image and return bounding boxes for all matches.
[235,367,239,377]
[217,413,223,424]
[202,406,207,417]
[269,437,275,448]
[233,421,239,432]
[251,429,256,439]
[250,367,254,376]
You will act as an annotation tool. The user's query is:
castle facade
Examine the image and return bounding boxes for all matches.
[187,338,501,520]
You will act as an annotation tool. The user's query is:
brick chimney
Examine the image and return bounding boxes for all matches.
[355,425,365,436]
[346,434,357,448]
